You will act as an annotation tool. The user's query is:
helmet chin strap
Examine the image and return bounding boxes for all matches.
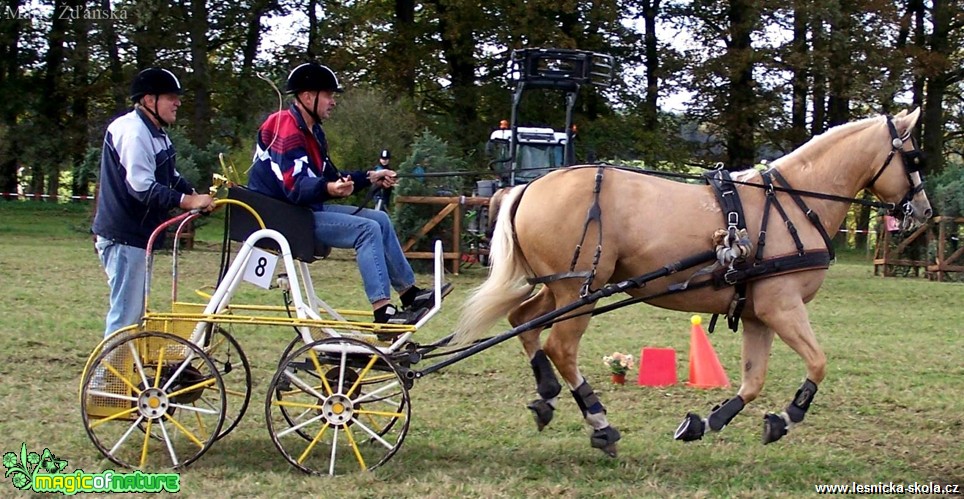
[295,92,323,125]
[141,94,170,128]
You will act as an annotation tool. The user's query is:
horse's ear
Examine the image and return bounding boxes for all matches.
[893,109,908,118]
[894,107,922,136]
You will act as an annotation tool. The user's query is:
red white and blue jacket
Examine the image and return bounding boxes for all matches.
[248,105,371,210]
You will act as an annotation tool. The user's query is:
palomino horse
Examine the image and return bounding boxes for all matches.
[454,109,931,456]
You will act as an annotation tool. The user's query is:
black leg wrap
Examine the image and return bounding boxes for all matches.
[590,426,621,457]
[526,399,554,432]
[571,380,604,417]
[530,350,562,400]
[786,379,818,424]
[674,413,706,442]
[707,396,745,432]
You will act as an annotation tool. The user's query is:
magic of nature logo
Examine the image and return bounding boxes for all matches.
[3,442,179,495]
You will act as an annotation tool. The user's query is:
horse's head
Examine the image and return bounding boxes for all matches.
[865,108,932,231]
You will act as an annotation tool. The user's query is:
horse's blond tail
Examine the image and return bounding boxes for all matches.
[453,185,533,345]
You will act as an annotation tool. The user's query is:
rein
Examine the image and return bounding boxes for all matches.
[386,163,898,212]
[602,165,899,212]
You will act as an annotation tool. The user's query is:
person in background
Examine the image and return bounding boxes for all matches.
[92,67,214,338]
[247,63,449,324]
[372,149,393,211]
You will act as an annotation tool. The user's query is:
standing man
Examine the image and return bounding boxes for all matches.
[248,63,448,324]
[372,149,393,211]
[92,67,214,337]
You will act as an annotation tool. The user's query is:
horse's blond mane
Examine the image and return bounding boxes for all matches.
[773,115,884,168]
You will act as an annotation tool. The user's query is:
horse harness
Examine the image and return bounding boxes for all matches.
[524,165,833,331]
[522,115,924,332]
[527,166,606,297]
[702,168,834,332]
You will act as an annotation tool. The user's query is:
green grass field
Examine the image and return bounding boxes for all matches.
[0,201,961,497]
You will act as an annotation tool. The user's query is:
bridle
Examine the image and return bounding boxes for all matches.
[866,115,926,218]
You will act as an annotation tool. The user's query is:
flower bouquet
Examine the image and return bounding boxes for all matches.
[603,352,634,384]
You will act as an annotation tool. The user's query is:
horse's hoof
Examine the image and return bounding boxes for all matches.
[674,412,705,442]
[526,399,554,432]
[762,412,788,444]
[590,426,621,457]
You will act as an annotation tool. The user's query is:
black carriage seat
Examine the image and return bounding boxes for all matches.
[226,186,331,263]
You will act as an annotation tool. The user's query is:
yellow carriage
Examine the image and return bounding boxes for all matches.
[79,186,446,475]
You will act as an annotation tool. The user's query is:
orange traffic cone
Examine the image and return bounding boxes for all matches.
[637,347,677,387]
[686,315,730,389]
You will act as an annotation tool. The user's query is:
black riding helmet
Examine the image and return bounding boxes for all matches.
[130,68,183,102]
[285,63,343,124]
[285,63,344,94]
[130,68,183,127]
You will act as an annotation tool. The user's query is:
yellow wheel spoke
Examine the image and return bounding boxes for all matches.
[297,422,330,464]
[362,412,385,433]
[88,407,139,428]
[356,373,396,384]
[139,420,153,468]
[207,334,227,352]
[167,378,216,399]
[346,355,379,398]
[194,405,208,441]
[355,409,406,419]
[271,399,323,410]
[307,349,334,396]
[277,385,325,398]
[103,362,142,396]
[210,387,247,397]
[162,413,205,448]
[342,425,367,471]
[153,347,166,389]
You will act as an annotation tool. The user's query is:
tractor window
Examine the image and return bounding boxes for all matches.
[487,140,511,176]
[514,144,564,182]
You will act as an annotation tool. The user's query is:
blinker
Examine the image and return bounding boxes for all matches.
[902,150,925,173]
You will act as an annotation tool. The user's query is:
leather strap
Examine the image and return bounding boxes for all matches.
[704,169,749,332]
[769,169,836,260]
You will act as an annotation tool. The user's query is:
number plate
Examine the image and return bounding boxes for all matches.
[242,247,278,289]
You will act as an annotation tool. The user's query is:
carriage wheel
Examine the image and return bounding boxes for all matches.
[265,337,411,475]
[275,332,406,442]
[274,343,408,444]
[278,332,304,370]
[80,331,226,470]
[135,327,251,442]
[204,326,251,440]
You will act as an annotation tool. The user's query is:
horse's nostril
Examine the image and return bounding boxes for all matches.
[923,208,933,219]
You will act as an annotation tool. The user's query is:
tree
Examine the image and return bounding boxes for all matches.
[33,0,71,198]
[68,4,91,197]
[0,0,26,196]
[672,0,764,168]
[723,0,759,169]
[919,0,962,177]
[788,0,809,149]
[179,0,212,148]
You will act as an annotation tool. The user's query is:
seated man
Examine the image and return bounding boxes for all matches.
[248,62,448,324]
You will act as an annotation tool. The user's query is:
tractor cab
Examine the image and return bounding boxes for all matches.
[487,48,613,186]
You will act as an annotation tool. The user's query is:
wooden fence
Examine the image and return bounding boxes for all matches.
[394,195,490,274]
[873,216,963,281]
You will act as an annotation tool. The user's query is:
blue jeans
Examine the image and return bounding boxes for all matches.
[95,236,147,338]
[313,204,416,304]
